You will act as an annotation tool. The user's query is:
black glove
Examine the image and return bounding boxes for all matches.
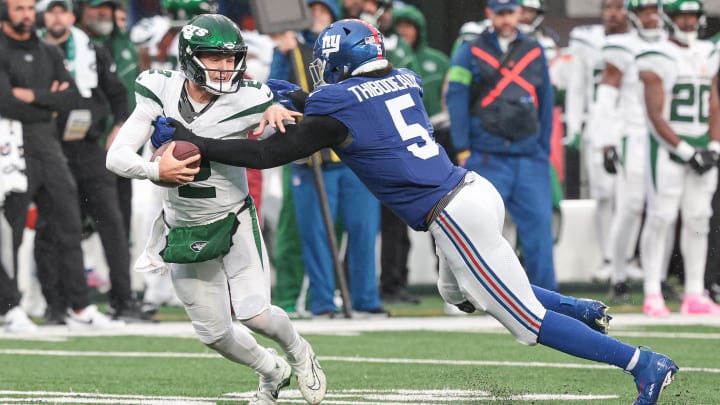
[169,119,206,154]
[602,146,619,174]
[688,149,718,175]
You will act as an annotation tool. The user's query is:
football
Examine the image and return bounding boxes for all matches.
[150,141,201,187]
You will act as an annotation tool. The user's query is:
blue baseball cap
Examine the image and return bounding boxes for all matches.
[488,0,520,13]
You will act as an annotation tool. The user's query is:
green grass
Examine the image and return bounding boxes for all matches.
[4,285,718,404]
[1,323,718,404]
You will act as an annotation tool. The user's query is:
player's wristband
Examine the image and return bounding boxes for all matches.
[674,141,695,162]
[708,141,720,155]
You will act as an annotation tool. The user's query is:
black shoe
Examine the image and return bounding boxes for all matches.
[312,310,338,319]
[381,290,421,305]
[108,301,159,323]
[709,283,720,304]
[609,281,631,303]
[44,307,66,325]
[661,281,680,302]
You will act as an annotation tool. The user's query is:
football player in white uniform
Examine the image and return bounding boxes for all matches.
[106,14,326,405]
[586,0,666,302]
[637,0,720,316]
[565,0,628,283]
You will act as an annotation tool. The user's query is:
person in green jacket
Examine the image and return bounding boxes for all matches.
[393,4,449,117]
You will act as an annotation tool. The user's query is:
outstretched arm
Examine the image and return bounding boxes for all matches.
[172,115,349,169]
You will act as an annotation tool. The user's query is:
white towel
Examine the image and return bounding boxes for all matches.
[0,117,27,207]
[134,211,170,275]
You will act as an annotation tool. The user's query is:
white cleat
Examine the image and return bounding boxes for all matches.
[65,304,125,331]
[289,338,327,405]
[251,348,292,405]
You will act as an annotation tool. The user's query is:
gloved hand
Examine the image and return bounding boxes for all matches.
[688,149,718,175]
[266,79,302,111]
[150,116,175,148]
[602,146,619,174]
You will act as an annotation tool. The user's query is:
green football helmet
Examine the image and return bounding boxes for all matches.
[164,0,217,25]
[179,14,247,94]
[518,0,545,33]
[626,0,665,41]
[662,0,706,45]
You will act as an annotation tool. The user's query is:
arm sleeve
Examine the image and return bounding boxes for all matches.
[636,51,676,88]
[95,45,129,123]
[564,36,587,137]
[445,42,474,152]
[106,107,159,181]
[193,115,348,169]
[32,45,81,112]
[0,53,52,122]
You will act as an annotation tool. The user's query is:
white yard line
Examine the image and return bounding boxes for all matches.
[1,348,718,373]
[0,389,620,404]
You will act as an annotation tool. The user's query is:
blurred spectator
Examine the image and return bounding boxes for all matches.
[446,0,557,291]
[39,0,146,322]
[269,0,385,318]
[0,0,120,329]
[342,0,363,19]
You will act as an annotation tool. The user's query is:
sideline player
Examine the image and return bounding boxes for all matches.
[106,14,326,405]
[636,0,720,316]
[168,19,678,404]
[585,0,665,303]
[565,0,628,282]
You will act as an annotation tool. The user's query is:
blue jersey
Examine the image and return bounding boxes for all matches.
[304,68,467,231]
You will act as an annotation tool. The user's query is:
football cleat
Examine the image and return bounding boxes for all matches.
[643,294,670,317]
[65,305,125,331]
[288,338,327,405]
[680,294,720,315]
[251,348,292,405]
[570,298,613,334]
[631,348,678,405]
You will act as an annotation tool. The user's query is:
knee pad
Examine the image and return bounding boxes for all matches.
[200,325,233,347]
[241,306,291,337]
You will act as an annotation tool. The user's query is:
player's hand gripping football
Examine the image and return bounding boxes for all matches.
[157,141,200,186]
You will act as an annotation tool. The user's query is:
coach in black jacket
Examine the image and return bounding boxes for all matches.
[0,0,94,320]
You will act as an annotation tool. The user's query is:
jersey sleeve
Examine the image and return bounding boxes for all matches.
[134,69,167,119]
[305,85,349,117]
[565,27,590,137]
[636,47,677,91]
[602,36,635,74]
[708,44,720,76]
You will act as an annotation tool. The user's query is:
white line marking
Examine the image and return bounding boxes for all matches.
[1,349,718,373]
[0,389,620,404]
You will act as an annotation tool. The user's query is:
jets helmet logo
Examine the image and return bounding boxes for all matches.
[321,34,341,57]
[182,24,209,40]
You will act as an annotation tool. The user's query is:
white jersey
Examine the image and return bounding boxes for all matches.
[602,31,649,139]
[134,69,273,227]
[636,39,720,143]
[566,24,606,137]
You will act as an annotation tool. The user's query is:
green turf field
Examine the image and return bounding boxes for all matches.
[1,292,718,405]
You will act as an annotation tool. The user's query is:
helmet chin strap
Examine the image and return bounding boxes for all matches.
[672,27,698,45]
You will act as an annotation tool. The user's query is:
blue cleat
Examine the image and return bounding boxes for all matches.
[560,297,613,334]
[631,349,679,405]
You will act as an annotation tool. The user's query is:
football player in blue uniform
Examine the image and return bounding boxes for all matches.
[164,19,678,405]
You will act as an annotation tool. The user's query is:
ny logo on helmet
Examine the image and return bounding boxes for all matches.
[182,24,209,40]
[321,34,341,57]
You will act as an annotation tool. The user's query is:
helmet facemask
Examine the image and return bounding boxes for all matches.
[186,47,247,94]
[628,3,665,41]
